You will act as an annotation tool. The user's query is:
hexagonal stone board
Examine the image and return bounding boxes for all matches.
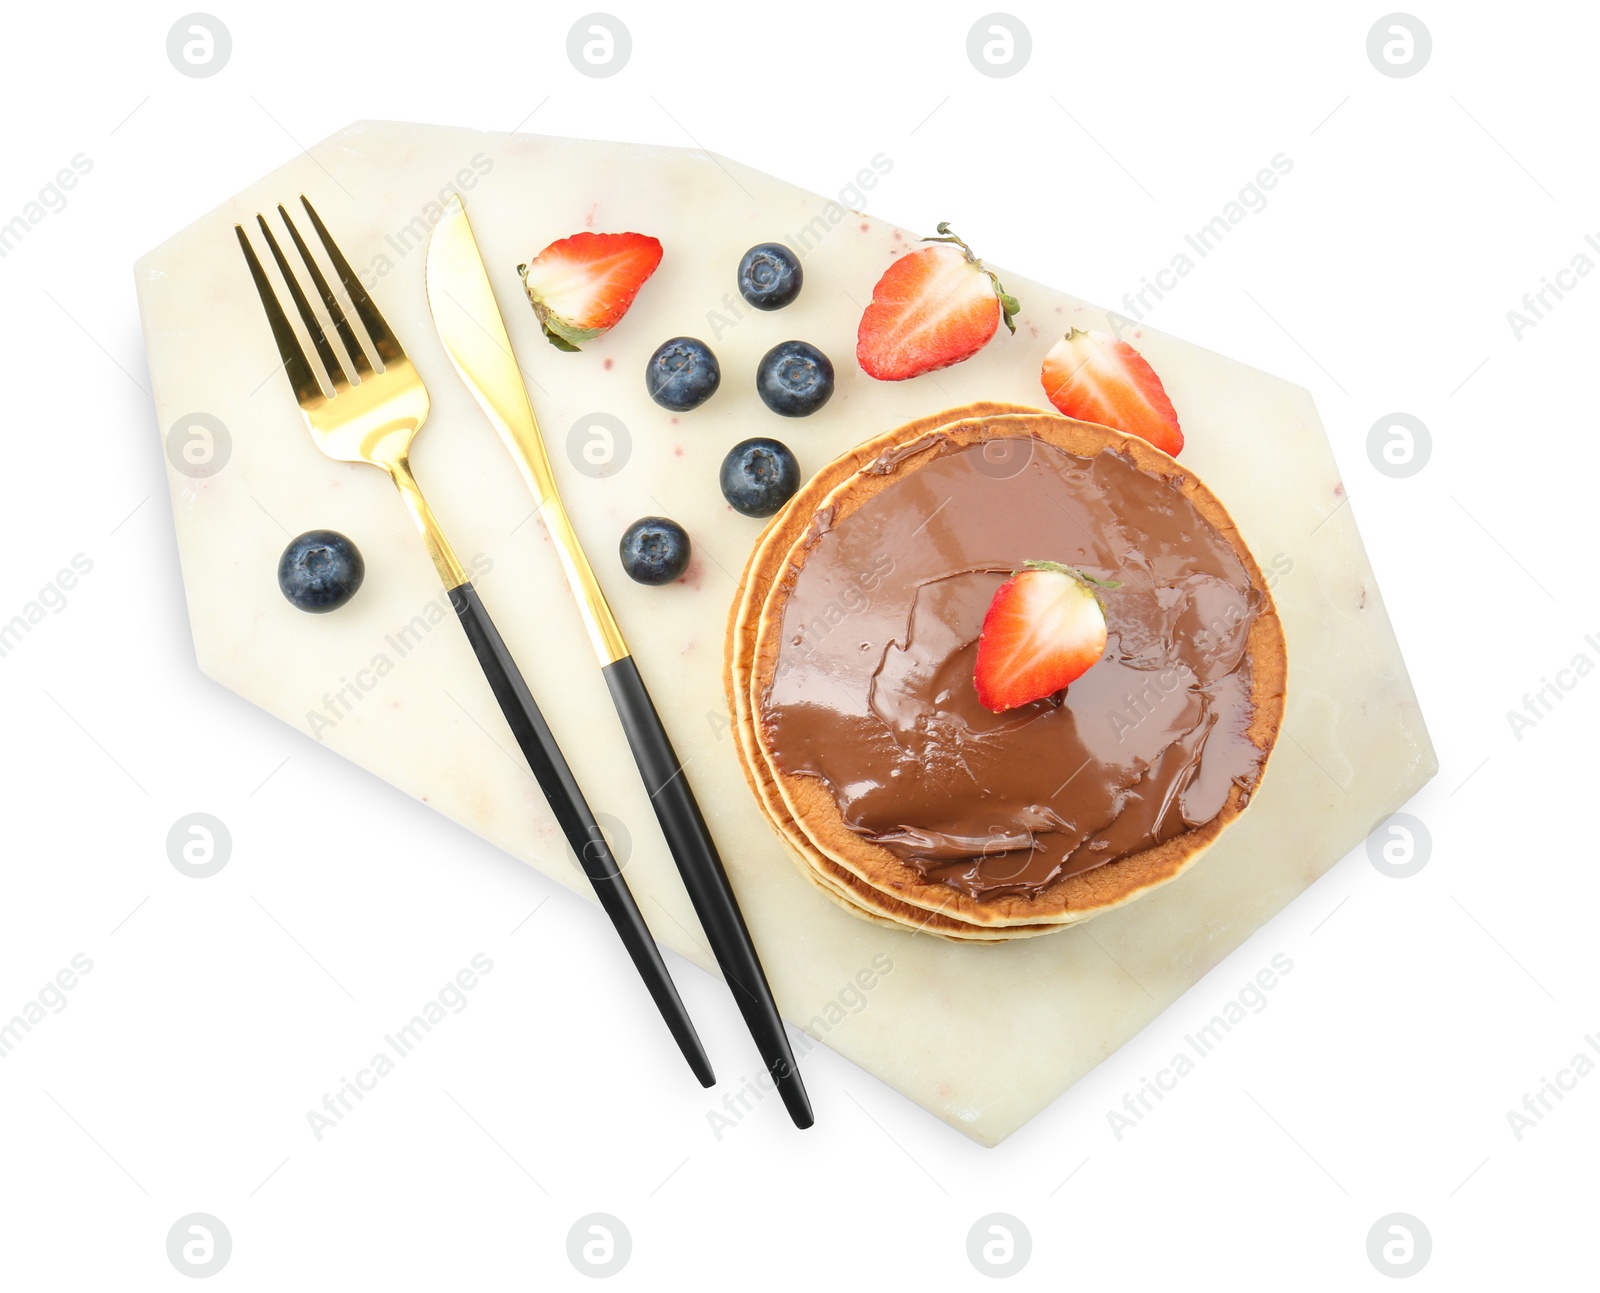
[134,120,1434,1145]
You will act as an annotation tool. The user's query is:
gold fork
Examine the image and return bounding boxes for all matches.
[235,197,713,1088]
[237,201,460,587]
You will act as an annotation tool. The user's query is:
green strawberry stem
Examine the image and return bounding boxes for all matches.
[1019,559,1121,590]
[923,222,1020,335]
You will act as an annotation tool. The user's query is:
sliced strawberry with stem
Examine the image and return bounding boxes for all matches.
[1040,327,1184,457]
[517,231,663,351]
[974,560,1116,713]
[856,222,1020,381]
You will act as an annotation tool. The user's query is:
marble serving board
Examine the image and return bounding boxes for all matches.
[134,120,1435,1145]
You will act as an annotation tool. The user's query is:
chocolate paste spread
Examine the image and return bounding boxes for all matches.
[759,434,1268,900]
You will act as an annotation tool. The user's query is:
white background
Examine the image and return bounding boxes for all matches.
[1,0,1593,1286]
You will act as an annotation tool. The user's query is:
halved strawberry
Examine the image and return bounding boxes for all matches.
[517,231,663,351]
[974,561,1114,712]
[856,223,1020,381]
[1040,328,1184,457]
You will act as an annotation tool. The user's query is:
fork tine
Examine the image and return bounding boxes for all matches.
[235,224,323,407]
[278,203,373,379]
[301,196,403,367]
[256,214,349,390]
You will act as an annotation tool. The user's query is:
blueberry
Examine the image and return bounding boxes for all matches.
[756,339,834,417]
[737,242,802,311]
[645,336,720,411]
[720,438,801,518]
[619,516,691,585]
[278,529,364,613]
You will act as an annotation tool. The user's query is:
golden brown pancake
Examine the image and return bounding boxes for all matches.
[726,407,1285,939]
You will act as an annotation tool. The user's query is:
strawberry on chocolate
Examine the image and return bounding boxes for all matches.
[855,223,1020,381]
[973,561,1114,712]
[518,230,663,351]
[1041,328,1184,457]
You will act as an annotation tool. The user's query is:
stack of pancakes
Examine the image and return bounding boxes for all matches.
[723,404,1287,941]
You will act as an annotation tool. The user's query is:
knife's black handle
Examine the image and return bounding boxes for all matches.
[601,652,812,1129]
[447,581,713,1087]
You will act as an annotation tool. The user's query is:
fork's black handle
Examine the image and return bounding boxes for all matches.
[601,653,812,1130]
[447,581,714,1089]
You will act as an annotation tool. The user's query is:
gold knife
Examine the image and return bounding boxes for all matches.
[424,193,812,1129]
